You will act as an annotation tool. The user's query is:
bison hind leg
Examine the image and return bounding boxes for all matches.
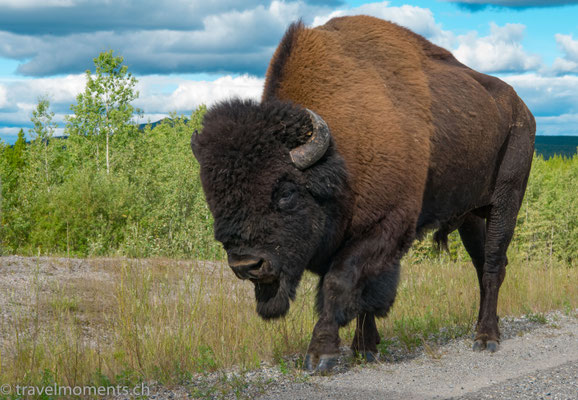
[458,213,487,326]
[470,109,534,352]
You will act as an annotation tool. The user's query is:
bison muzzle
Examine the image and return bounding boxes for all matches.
[190,16,536,373]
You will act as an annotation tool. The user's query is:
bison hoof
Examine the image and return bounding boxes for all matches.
[472,339,485,352]
[473,338,500,352]
[304,353,315,371]
[486,340,499,352]
[363,351,378,363]
[317,354,338,373]
[304,353,338,373]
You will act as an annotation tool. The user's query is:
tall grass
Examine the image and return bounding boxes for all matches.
[0,251,576,391]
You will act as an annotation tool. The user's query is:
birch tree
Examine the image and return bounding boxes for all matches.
[29,97,57,189]
[67,50,140,174]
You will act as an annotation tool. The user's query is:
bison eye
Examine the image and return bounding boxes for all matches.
[277,188,298,211]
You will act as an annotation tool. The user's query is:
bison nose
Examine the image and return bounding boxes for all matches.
[228,256,264,280]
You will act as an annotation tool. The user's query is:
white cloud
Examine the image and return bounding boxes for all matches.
[0,1,273,35]
[0,84,7,108]
[552,34,578,74]
[20,74,86,103]
[0,73,264,139]
[506,73,578,134]
[0,127,21,136]
[134,74,264,113]
[0,74,85,114]
[446,0,578,9]
[0,1,330,77]
[556,34,578,60]
[501,74,578,119]
[453,23,541,73]
[535,113,578,136]
[551,57,578,74]
[0,0,577,142]
[312,1,455,49]
[167,75,263,110]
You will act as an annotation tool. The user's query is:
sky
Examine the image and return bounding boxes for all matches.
[1,0,578,144]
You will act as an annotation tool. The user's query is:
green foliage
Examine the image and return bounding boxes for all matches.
[30,97,57,141]
[5,129,27,171]
[523,308,548,324]
[514,154,578,263]
[1,101,218,258]
[1,129,29,254]
[66,50,141,175]
[0,51,219,258]
[2,104,577,261]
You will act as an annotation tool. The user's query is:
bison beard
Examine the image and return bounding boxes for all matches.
[255,255,311,319]
[254,279,290,319]
[192,16,536,374]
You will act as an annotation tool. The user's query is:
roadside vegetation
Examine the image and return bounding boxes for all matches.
[0,52,577,396]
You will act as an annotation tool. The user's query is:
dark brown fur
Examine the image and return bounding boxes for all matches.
[195,15,536,370]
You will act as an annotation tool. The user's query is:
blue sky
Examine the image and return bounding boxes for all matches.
[1,0,578,144]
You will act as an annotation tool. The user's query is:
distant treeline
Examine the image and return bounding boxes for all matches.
[3,125,577,161]
[0,107,222,258]
[5,128,576,159]
[535,136,578,159]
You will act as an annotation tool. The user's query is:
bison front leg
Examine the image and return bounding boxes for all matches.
[305,231,402,373]
[304,269,358,373]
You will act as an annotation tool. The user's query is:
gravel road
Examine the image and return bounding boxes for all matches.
[258,313,578,400]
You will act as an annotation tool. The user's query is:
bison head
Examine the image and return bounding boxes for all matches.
[191,99,352,319]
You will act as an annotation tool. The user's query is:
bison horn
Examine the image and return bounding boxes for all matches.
[290,109,331,170]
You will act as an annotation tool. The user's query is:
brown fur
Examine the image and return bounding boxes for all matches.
[264,16,433,262]
[264,15,534,252]
[261,16,535,364]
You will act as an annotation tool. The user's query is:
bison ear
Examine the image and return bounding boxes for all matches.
[191,130,201,160]
[290,109,331,170]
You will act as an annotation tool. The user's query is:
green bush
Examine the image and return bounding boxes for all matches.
[0,107,222,259]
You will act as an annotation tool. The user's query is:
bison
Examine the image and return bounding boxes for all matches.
[191,16,536,372]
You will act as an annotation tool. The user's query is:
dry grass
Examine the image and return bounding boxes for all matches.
[0,252,576,390]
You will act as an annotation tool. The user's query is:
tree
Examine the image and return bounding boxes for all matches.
[29,97,58,190]
[66,50,140,174]
[0,129,28,252]
[30,97,57,141]
[6,129,27,172]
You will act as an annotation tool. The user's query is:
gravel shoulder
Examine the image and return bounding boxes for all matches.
[259,313,578,400]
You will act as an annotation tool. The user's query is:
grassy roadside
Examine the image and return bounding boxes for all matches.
[0,251,576,396]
